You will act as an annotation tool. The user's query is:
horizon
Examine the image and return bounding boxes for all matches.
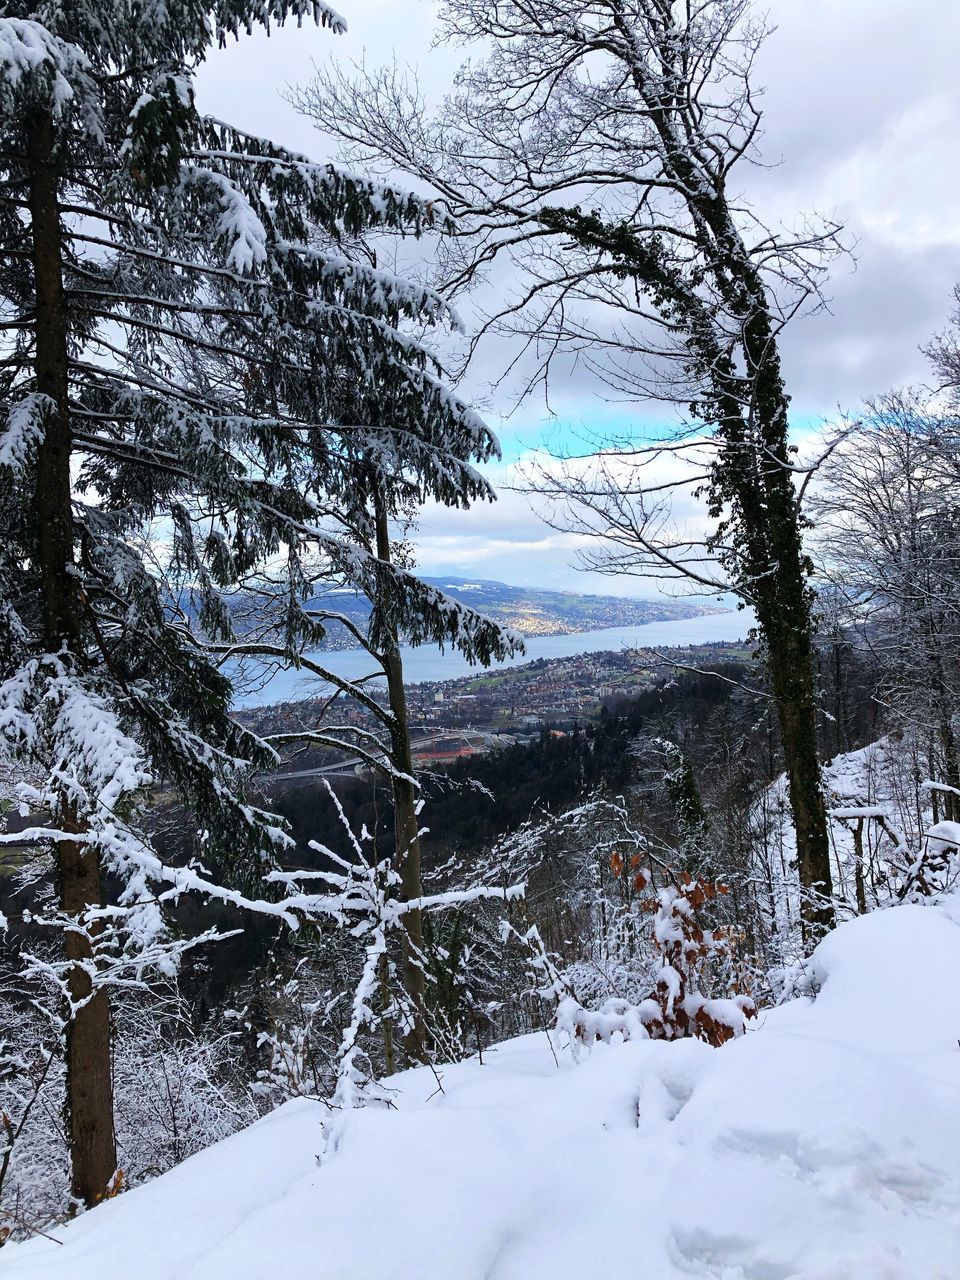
[383,573,731,608]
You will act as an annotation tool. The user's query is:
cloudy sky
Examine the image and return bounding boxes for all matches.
[198,0,960,596]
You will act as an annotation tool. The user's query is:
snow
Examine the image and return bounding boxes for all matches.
[928,822,960,852]
[5,900,960,1278]
[0,19,83,111]
[182,166,268,274]
[828,805,890,820]
[0,395,52,474]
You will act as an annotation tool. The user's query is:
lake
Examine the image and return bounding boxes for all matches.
[232,609,755,708]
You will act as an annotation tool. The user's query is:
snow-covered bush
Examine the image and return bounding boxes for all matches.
[0,981,256,1239]
[235,952,344,1109]
[556,864,755,1054]
[0,1013,67,1240]
[254,785,527,1109]
[112,990,258,1185]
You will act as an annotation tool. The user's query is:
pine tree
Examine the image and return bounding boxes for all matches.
[649,739,709,870]
[0,0,513,1207]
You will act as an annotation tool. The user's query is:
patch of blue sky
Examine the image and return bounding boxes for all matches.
[492,407,831,465]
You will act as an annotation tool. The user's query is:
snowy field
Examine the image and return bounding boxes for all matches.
[6,901,960,1279]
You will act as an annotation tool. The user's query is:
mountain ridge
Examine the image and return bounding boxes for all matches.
[310,576,718,642]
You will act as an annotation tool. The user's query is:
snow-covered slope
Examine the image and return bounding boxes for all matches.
[754,736,960,938]
[7,901,960,1279]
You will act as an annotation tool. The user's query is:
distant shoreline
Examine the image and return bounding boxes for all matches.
[232,610,754,710]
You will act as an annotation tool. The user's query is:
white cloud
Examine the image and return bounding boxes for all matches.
[409,444,719,597]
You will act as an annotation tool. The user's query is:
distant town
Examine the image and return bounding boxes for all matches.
[288,576,719,649]
[237,639,753,783]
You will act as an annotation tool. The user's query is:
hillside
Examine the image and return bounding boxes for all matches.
[5,898,959,1279]
[303,578,717,645]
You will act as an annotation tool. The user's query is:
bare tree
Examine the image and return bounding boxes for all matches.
[926,284,960,395]
[813,392,960,818]
[298,0,844,933]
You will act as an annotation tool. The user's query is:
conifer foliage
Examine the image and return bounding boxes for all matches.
[0,0,511,1208]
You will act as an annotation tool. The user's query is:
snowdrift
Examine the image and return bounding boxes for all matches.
[6,900,960,1279]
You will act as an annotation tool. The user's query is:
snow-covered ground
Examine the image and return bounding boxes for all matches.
[6,900,960,1279]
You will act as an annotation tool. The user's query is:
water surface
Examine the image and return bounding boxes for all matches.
[232,610,754,708]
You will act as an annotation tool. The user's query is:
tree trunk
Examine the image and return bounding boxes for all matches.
[763,618,834,938]
[26,109,117,1209]
[852,819,867,915]
[738,300,835,941]
[59,832,117,1209]
[925,625,960,822]
[372,495,428,1062]
[938,717,960,824]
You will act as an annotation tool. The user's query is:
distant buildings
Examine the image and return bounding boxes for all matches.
[235,640,751,780]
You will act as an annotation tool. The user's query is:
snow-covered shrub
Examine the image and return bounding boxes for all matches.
[0,980,256,1239]
[0,1015,68,1240]
[912,818,960,896]
[421,905,513,1063]
[263,786,527,1109]
[111,990,258,1185]
[556,865,755,1054]
[232,941,350,1108]
[640,874,755,1045]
